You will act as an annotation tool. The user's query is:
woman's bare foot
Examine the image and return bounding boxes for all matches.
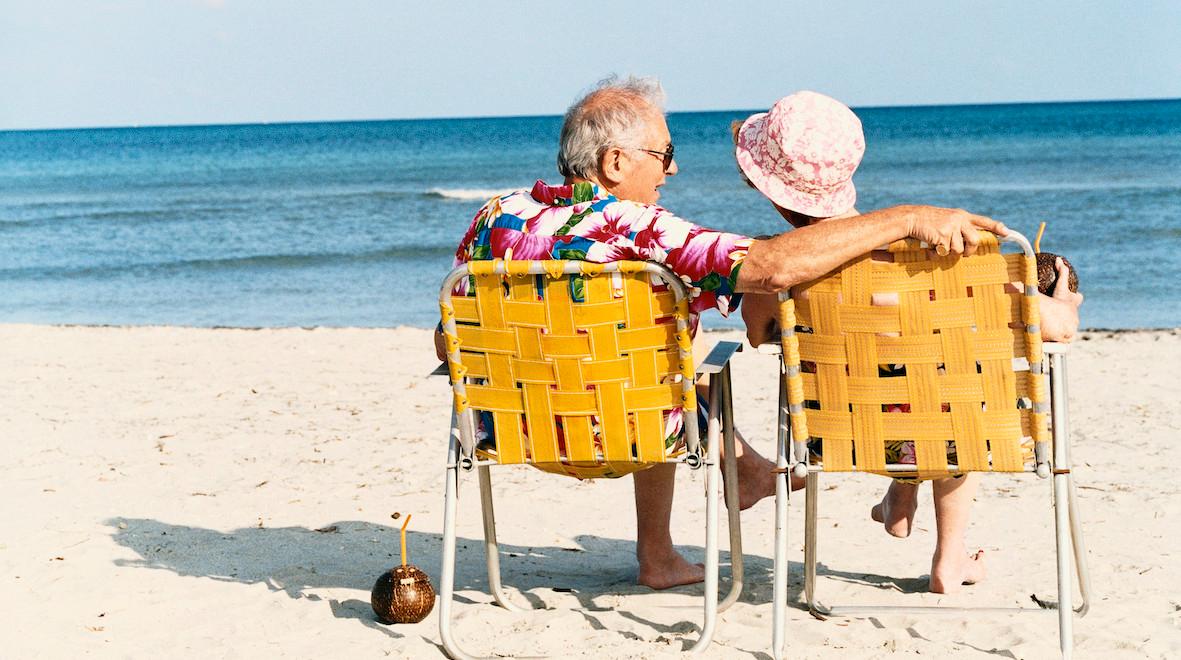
[870,480,919,537]
[637,550,705,590]
[929,548,986,594]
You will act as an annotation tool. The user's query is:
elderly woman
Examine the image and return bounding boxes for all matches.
[732,91,1084,593]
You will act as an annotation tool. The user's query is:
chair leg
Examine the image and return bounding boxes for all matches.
[1053,471,1074,659]
[804,472,825,617]
[478,465,527,612]
[1048,348,1082,657]
[1067,475,1092,616]
[687,374,723,654]
[439,428,477,660]
[771,374,790,660]
[718,365,744,613]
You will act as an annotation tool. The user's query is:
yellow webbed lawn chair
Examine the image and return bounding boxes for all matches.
[437,259,745,658]
[767,231,1092,659]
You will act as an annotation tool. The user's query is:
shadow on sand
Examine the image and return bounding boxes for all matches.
[106,516,930,650]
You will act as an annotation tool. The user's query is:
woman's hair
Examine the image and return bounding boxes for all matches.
[731,119,757,189]
[557,75,666,179]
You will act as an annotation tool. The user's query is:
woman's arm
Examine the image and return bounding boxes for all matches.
[1037,257,1085,342]
[740,292,781,347]
[434,327,447,361]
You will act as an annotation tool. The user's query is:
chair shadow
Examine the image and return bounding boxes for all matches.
[106,517,786,641]
[809,562,931,595]
[107,516,933,651]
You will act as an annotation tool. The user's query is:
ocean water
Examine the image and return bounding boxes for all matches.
[1,100,1179,329]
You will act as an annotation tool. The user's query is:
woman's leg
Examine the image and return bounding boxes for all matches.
[871,479,920,537]
[929,473,986,593]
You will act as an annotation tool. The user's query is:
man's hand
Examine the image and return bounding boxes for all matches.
[906,206,1007,257]
[1038,257,1084,343]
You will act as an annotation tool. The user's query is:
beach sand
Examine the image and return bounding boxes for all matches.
[2,324,1179,658]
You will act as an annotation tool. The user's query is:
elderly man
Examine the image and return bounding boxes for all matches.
[441,76,1009,589]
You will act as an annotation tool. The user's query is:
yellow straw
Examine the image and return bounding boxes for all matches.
[400,514,412,566]
[1034,222,1047,254]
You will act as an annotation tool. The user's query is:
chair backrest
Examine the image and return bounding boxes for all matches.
[779,232,1048,478]
[439,259,698,478]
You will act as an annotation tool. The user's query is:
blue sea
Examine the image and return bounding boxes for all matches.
[2,100,1179,329]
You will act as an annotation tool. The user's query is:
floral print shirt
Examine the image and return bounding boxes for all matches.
[449,181,751,473]
[453,180,752,328]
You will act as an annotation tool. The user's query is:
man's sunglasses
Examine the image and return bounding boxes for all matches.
[631,144,675,172]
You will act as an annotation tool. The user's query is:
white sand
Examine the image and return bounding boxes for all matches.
[2,324,1180,658]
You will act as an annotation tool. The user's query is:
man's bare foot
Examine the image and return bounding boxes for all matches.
[637,550,705,590]
[870,480,919,538]
[729,450,803,510]
[929,549,986,594]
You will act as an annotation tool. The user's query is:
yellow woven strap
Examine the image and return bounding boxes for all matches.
[578,261,605,277]
[619,272,672,462]
[502,260,530,278]
[785,236,1035,475]
[446,260,691,475]
[543,260,566,279]
[778,298,808,445]
[530,460,656,479]
[1020,249,1048,450]
[468,259,501,276]
[618,261,647,275]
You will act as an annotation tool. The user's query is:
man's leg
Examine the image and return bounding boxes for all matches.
[871,479,920,538]
[693,381,796,511]
[633,463,705,589]
[929,473,986,593]
[730,428,799,509]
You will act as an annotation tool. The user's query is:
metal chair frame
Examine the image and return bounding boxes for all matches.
[435,260,745,658]
[767,232,1092,659]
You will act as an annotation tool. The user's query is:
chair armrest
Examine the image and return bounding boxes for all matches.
[1042,342,1071,356]
[696,341,743,376]
[755,342,782,355]
[429,362,449,377]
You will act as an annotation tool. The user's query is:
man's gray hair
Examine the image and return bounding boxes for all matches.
[557,75,667,179]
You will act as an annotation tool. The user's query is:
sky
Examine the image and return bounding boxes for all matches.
[3,0,1180,130]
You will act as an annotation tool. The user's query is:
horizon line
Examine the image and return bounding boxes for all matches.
[4,95,1179,134]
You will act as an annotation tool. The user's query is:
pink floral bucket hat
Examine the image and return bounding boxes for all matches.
[735,90,865,217]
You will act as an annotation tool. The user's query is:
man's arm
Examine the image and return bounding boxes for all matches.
[736,205,1006,293]
[740,242,1082,347]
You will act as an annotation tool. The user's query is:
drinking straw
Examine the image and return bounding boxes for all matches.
[400,514,412,566]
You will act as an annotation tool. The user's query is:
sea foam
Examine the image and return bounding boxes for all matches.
[426,188,511,201]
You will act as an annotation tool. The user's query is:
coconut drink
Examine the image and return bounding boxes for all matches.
[1033,222,1079,295]
[1036,252,1080,295]
[371,513,436,624]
